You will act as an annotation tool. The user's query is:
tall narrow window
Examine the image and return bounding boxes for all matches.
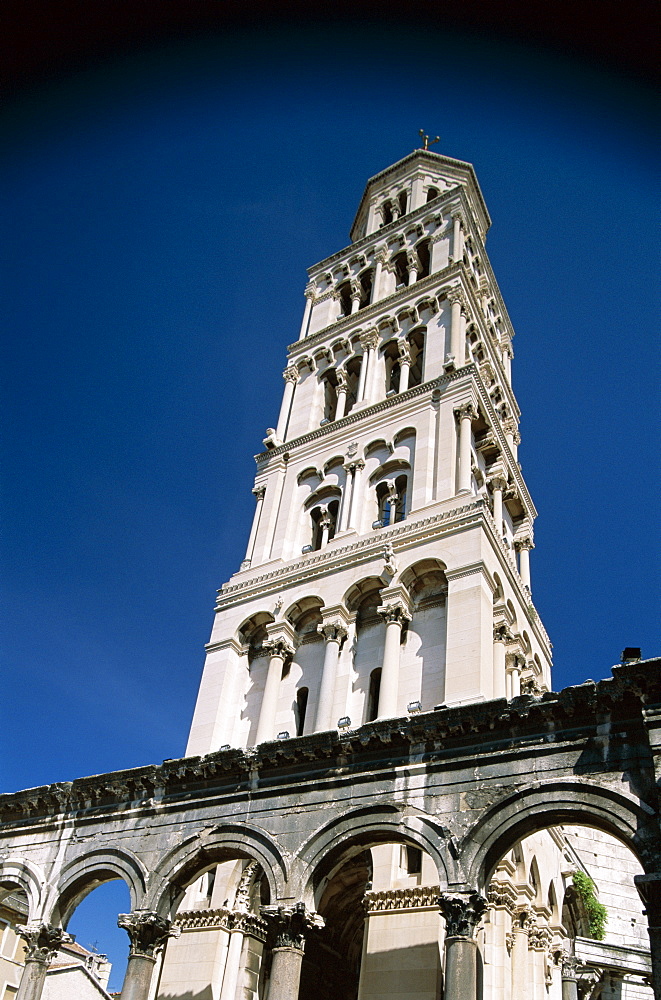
[322,372,338,422]
[295,687,309,736]
[394,474,408,523]
[366,668,382,721]
[426,186,439,203]
[408,329,425,387]
[398,191,408,216]
[344,356,361,415]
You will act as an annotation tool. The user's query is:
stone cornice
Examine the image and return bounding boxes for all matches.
[174,907,267,940]
[0,661,658,827]
[217,499,486,609]
[364,884,440,912]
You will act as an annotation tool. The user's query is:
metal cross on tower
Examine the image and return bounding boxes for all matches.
[418,129,440,150]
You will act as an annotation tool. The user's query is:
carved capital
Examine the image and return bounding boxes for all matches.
[374,245,389,265]
[406,249,421,272]
[446,285,467,308]
[304,283,316,301]
[493,623,512,644]
[488,474,507,493]
[360,329,379,352]
[561,956,578,981]
[398,341,412,364]
[343,459,365,475]
[514,537,534,552]
[283,365,299,385]
[117,912,177,958]
[350,278,363,302]
[454,402,478,423]
[263,637,296,661]
[252,485,266,502]
[377,603,411,627]
[318,622,347,644]
[18,923,71,964]
[260,902,324,951]
[438,892,487,938]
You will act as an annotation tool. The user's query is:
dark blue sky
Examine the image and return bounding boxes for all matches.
[1,25,658,986]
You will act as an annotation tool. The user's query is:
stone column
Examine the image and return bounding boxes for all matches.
[372,248,387,303]
[515,538,533,591]
[634,873,661,1000]
[454,402,477,495]
[260,903,324,1000]
[511,908,531,1000]
[493,625,510,700]
[347,460,365,531]
[452,212,464,264]
[335,371,348,419]
[350,278,362,315]
[398,343,411,393]
[376,601,411,718]
[359,330,379,403]
[16,924,70,1000]
[219,912,248,1000]
[275,366,298,443]
[117,912,176,1000]
[447,287,465,367]
[242,485,266,569]
[255,631,296,744]
[318,507,332,549]
[315,621,347,732]
[406,248,420,285]
[561,956,579,1000]
[298,287,314,340]
[507,651,522,699]
[489,475,507,536]
[438,892,487,1000]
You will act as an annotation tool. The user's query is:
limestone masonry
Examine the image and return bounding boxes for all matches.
[1,149,659,1000]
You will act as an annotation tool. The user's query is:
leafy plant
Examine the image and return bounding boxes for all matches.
[572,871,607,940]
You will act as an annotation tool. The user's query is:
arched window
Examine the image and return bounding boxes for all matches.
[426,186,439,203]
[415,239,430,280]
[366,668,382,722]
[336,280,352,317]
[375,475,407,527]
[359,269,373,308]
[295,687,309,736]
[344,356,361,415]
[381,201,394,226]
[393,251,409,288]
[383,340,401,395]
[322,371,338,423]
[408,328,425,387]
[398,191,408,216]
[310,499,339,550]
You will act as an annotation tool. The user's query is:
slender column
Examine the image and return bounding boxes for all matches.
[117,912,176,1000]
[318,508,332,549]
[315,622,347,732]
[350,278,362,315]
[347,460,365,531]
[298,287,314,340]
[275,366,298,443]
[406,248,420,285]
[242,485,266,569]
[515,538,533,591]
[438,892,488,1000]
[447,287,466,367]
[634,873,661,1000]
[260,904,324,1000]
[359,330,379,403]
[219,916,245,1000]
[489,475,506,536]
[452,212,464,263]
[376,603,411,718]
[493,625,510,700]
[507,653,521,698]
[511,908,531,1000]
[16,924,70,1000]
[454,402,477,495]
[338,462,355,532]
[335,371,348,419]
[372,247,387,303]
[398,343,411,393]
[255,635,296,744]
[561,956,579,1000]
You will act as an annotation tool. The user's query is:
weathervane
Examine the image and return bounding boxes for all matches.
[419,129,440,151]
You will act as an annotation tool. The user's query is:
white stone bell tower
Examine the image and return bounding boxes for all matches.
[187,146,552,757]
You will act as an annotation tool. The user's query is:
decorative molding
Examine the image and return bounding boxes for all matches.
[364,884,440,913]
[117,911,178,958]
[174,907,268,941]
[260,902,324,951]
[438,892,488,937]
[488,881,518,913]
[18,923,71,964]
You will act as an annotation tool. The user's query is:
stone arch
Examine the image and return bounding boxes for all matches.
[295,803,452,905]
[47,847,148,926]
[465,779,660,890]
[0,858,45,920]
[145,824,287,918]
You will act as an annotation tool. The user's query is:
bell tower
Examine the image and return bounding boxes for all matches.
[186,146,552,757]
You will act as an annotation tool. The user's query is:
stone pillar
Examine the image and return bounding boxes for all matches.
[347,460,365,531]
[634,873,661,1000]
[511,908,531,1000]
[376,599,412,718]
[318,507,332,549]
[219,916,245,1000]
[350,278,362,315]
[493,625,510,700]
[447,287,465,367]
[398,343,411,393]
[260,903,324,1000]
[489,475,506,537]
[315,621,347,732]
[255,629,296,744]
[515,538,533,591]
[454,402,477,495]
[242,485,266,568]
[507,651,522,699]
[452,212,464,264]
[298,287,314,340]
[407,248,420,285]
[16,924,70,1000]
[117,912,176,1000]
[438,892,487,1000]
[335,371,348,420]
[275,366,298,443]
[372,248,387,303]
[561,956,579,1000]
[359,330,379,403]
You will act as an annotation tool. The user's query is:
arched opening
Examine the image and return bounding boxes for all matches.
[426,186,439,203]
[343,355,362,415]
[321,369,338,423]
[344,577,386,726]
[336,280,352,317]
[295,687,309,736]
[358,268,373,308]
[392,250,409,288]
[310,498,339,550]
[65,880,130,994]
[408,327,426,387]
[484,825,653,1000]
[382,339,401,395]
[366,668,381,722]
[375,474,407,527]
[381,201,394,227]
[0,885,29,997]
[415,238,431,280]
[399,559,448,710]
[300,837,442,1000]
[397,190,408,216]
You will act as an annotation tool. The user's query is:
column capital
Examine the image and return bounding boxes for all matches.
[262,637,296,660]
[260,902,324,952]
[438,892,488,938]
[397,341,412,364]
[488,474,507,493]
[493,623,512,644]
[360,328,379,351]
[454,401,479,422]
[406,248,421,271]
[318,622,348,643]
[18,923,71,963]
[374,244,389,264]
[446,284,467,308]
[343,458,365,475]
[514,537,534,552]
[304,283,317,301]
[117,911,177,958]
[283,365,299,385]
[377,603,411,627]
[252,484,266,501]
[561,955,578,981]
[349,278,363,302]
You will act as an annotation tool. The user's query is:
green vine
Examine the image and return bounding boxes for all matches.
[572,871,607,940]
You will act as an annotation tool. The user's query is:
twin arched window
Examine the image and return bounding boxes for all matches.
[376,474,408,527]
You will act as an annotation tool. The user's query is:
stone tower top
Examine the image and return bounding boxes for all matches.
[349,149,491,244]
